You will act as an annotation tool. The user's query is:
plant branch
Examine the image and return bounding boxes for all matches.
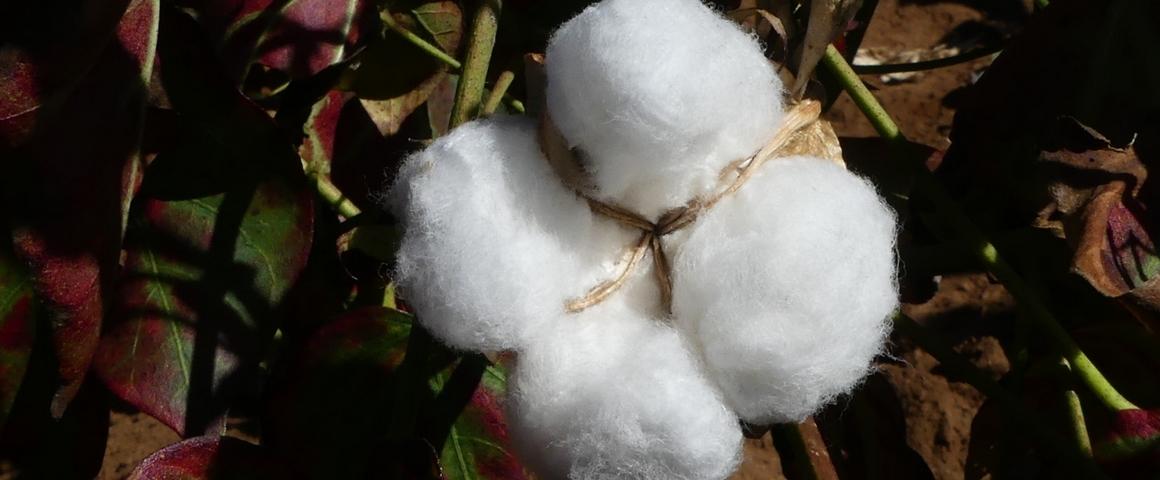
[852,43,1003,75]
[309,172,361,219]
[482,70,515,115]
[450,0,502,128]
[820,44,1137,413]
[1060,359,1094,457]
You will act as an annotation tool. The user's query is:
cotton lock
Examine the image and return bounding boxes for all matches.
[389,0,899,478]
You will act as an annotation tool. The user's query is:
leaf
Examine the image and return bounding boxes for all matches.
[0,235,35,431]
[90,6,313,437]
[129,436,287,479]
[181,0,369,80]
[94,178,312,436]
[265,308,527,478]
[252,0,363,78]
[0,0,159,416]
[349,3,464,136]
[265,307,418,478]
[426,356,529,480]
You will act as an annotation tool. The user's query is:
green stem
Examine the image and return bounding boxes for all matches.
[852,44,1003,75]
[381,7,524,116]
[820,44,1137,412]
[482,70,515,115]
[1060,359,1094,457]
[450,0,502,128]
[381,9,463,70]
[821,45,901,142]
[309,172,361,219]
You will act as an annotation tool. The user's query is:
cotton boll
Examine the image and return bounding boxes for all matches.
[509,307,741,479]
[389,115,638,352]
[546,0,784,219]
[672,156,898,424]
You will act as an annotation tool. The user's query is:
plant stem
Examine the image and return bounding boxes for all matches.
[381,9,463,70]
[450,0,502,128]
[309,172,361,219]
[382,7,525,116]
[1060,359,1094,457]
[820,44,1137,412]
[482,70,515,115]
[852,44,1003,75]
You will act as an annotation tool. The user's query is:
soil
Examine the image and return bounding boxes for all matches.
[31,0,1029,478]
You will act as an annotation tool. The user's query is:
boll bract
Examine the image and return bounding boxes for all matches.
[389,0,899,477]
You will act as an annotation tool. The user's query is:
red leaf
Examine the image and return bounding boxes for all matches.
[94,179,313,436]
[0,0,159,416]
[181,0,370,80]
[129,436,287,479]
[0,238,35,431]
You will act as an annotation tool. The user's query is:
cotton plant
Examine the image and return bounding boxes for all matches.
[388,0,898,478]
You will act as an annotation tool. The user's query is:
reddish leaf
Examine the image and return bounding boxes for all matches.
[130,436,287,479]
[94,178,312,436]
[0,237,35,431]
[425,357,529,480]
[181,0,369,80]
[265,307,414,478]
[0,0,159,416]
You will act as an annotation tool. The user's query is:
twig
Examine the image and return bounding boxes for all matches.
[1060,359,1094,457]
[852,44,1003,75]
[482,70,515,116]
[450,0,502,128]
[381,7,525,116]
[309,172,361,219]
[820,44,1137,413]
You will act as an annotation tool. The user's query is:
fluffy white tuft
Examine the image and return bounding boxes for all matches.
[509,308,742,480]
[545,0,784,219]
[389,116,639,352]
[672,156,898,424]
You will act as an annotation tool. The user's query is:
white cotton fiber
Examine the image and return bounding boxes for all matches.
[672,156,898,424]
[509,307,742,480]
[389,116,640,352]
[546,0,784,220]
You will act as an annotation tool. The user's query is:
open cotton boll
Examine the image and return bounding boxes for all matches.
[509,308,741,479]
[389,115,638,352]
[672,156,898,424]
[546,0,784,219]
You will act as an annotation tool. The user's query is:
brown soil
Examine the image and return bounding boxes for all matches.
[82,1,1023,478]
